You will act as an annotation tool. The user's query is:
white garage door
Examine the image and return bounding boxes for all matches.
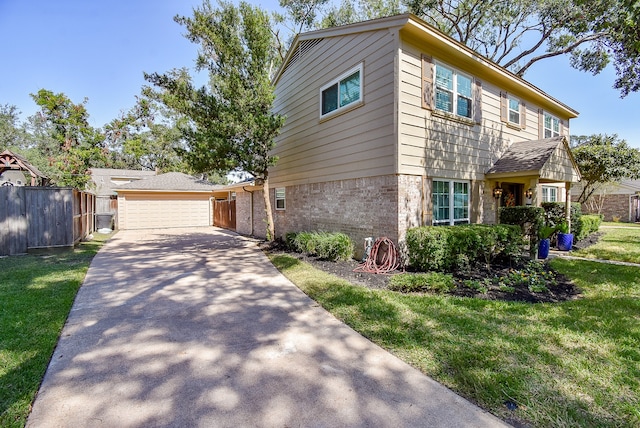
[119,193,211,229]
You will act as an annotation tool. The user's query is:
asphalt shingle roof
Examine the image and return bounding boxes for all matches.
[116,172,222,191]
[486,137,565,175]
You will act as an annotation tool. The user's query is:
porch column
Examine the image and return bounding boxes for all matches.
[565,182,572,232]
[529,178,540,207]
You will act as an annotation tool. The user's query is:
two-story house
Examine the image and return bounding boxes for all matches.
[229,14,581,252]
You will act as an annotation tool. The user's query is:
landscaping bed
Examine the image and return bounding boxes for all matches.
[261,240,581,303]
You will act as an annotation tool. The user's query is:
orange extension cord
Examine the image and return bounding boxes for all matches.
[353,236,400,274]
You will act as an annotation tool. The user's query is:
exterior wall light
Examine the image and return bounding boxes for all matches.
[525,188,533,199]
[493,187,503,199]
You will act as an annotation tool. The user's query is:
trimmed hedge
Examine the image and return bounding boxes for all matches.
[575,214,602,241]
[405,225,523,272]
[499,206,545,258]
[285,231,354,261]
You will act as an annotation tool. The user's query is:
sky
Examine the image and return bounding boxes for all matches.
[1,0,639,148]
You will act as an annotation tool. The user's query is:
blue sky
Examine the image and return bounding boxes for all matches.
[1,0,639,148]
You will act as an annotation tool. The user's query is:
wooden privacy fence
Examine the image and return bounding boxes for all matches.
[0,187,95,256]
[213,199,236,231]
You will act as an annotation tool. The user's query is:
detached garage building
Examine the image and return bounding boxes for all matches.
[116,172,223,230]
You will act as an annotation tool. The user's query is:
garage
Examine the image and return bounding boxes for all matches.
[116,172,221,230]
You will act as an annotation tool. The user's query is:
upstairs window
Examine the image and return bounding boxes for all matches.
[320,64,363,118]
[544,113,560,138]
[508,97,521,125]
[434,64,472,119]
[500,92,526,129]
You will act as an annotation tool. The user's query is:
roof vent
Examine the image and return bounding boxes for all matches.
[281,38,323,76]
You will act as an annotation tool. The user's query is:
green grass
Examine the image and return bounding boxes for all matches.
[573,226,640,264]
[269,254,640,427]
[601,221,640,228]
[0,235,108,427]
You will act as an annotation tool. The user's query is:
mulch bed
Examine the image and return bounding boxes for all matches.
[261,234,602,304]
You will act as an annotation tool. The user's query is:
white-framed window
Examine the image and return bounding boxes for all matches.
[432,180,470,225]
[508,96,521,125]
[542,186,558,202]
[544,113,560,138]
[320,63,363,118]
[434,63,472,119]
[275,187,286,210]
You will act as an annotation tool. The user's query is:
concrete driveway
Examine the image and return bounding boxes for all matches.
[27,227,509,427]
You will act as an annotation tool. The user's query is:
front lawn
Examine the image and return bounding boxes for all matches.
[572,225,640,264]
[0,235,107,428]
[270,254,640,427]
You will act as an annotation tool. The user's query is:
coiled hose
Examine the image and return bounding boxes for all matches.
[353,236,399,274]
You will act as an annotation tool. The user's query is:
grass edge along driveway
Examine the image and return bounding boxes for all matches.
[269,253,640,428]
[0,235,107,428]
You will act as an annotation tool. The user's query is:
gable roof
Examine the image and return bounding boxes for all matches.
[115,172,222,192]
[0,149,48,180]
[487,138,563,175]
[275,14,578,119]
[486,136,581,182]
[89,168,157,196]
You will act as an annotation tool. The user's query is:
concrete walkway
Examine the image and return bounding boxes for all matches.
[27,228,509,428]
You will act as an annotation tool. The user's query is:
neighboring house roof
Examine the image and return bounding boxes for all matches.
[115,172,223,192]
[89,168,157,196]
[0,149,48,183]
[276,13,578,119]
[486,136,581,182]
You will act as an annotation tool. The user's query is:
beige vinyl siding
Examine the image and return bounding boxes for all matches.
[540,143,581,183]
[270,29,397,187]
[118,192,212,230]
[398,40,547,180]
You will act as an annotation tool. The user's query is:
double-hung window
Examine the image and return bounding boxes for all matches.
[434,63,472,119]
[542,186,557,202]
[432,180,470,225]
[544,113,560,138]
[320,64,363,118]
[508,96,521,125]
[275,188,286,210]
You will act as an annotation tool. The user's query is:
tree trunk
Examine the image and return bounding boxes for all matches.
[262,176,275,241]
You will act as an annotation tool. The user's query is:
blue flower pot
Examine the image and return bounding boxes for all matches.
[557,233,574,251]
[538,238,550,259]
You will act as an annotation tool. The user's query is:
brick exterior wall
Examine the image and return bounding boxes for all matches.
[235,189,267,238]
[577,193,639,222]
[270,175,400,258]
[236,174,496,258]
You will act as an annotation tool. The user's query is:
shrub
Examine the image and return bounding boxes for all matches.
[285,231,354,261]
[405,227,450,271]
[388,272,455,293]
[405,225,524,272]
[541,202,582,230]
[499,206,545,258]
[575,215,602,240]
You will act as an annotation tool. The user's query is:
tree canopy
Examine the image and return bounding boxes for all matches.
[571,134,640,203]
[145,0,285,239]
[29,89,106,188]
[279,0,640,97]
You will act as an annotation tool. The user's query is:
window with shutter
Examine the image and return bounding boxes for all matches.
[431,62,473,119]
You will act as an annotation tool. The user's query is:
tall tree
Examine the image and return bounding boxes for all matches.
[146,1,285,239]
[104,95,191,172]
[30,89,106,188]
[0,104,28,150]
[571,134,640,203]
[281,0,640,97]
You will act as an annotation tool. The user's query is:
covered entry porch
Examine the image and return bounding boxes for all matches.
[485,136,581,229]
